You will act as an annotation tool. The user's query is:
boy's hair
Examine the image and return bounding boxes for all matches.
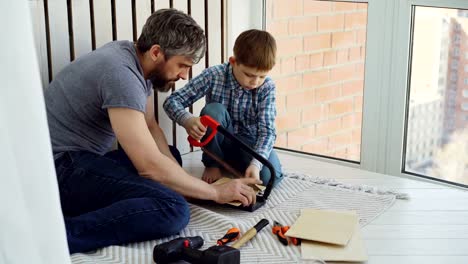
[233,29,277,71]
[137,8,206,63]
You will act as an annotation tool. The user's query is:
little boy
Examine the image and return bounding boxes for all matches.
[164,29,283,186]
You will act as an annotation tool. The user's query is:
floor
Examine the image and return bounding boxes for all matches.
[182,150,468,264]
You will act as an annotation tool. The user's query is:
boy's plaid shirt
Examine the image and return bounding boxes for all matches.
[163,62,277,169]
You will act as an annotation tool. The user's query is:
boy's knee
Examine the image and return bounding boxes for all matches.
[260,167,283,187]
[200,103,227,119]
[274,171,284,186]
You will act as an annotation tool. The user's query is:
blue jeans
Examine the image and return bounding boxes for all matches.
[54,146,189,254]
[200,103,283,186]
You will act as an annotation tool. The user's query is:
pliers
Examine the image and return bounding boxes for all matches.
[272,221,301,246]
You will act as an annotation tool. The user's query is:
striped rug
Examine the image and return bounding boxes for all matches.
[71,172,404,264]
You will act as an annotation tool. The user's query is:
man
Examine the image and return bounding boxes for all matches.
[45,8,260,254]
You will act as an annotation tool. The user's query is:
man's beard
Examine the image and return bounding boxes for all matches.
[148,69,175,93]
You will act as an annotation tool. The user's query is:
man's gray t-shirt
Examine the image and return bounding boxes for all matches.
[45,41,153,156]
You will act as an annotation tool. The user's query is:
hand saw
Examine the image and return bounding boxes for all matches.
[188,115,276,212]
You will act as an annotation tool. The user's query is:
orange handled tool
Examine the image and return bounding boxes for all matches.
[285,227,301,246]
[217,227,241,246]
[272,221,289,246]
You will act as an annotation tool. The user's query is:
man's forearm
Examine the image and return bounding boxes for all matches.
[148,123,178,163]
[140,153,218,201]
[109,107,227,204]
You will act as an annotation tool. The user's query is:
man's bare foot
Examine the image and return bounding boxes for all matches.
[202,167,223,184]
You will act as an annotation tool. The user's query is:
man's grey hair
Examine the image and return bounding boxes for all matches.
[137,8,206,64]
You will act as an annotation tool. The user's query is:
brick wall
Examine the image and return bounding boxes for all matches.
[266,0,367,161]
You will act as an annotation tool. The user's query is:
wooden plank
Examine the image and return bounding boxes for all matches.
[154,0,170,10]
[154,0,173,148]
[71,0,92,58]
[372,211,468,225]
[115,0,133,40]
[29,0,49,89]
[171,0,190,153]
[207,0,222,66]
[365,238,468,255]
[366,256,468,264]
[277,151,465,192]
[362,224,468,239]
[170,89,184,152]
[337,178,446,189]
[172,0,187,12]
[47,0,70,78]
[135,0,151,37]
[190,0,207,153]
[389,191,468,211]
[397,188,468,198]
[92,0,112,48]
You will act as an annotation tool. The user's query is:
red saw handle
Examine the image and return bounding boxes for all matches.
[187,115,220,147]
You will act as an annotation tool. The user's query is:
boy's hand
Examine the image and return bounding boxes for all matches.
[184,117,207,140]
[244,164,260,181]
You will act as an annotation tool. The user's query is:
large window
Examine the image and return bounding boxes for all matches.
[266,0,368,162]
[225,0,468,188]
[405,6,468,185]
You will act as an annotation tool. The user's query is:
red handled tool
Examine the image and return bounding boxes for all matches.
[188,115,276,212]
[217,227,241,246]
[272,221,301,246]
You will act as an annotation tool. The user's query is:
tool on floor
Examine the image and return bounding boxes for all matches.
[188,115,276,212]
[153,219,270,264]
[153,236,239,264]
[217,227,241,246]
[231,218,269,249]
[272,221,301,246]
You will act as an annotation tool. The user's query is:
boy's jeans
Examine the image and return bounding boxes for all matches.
[54,147,189,254]
[200,103,283,186]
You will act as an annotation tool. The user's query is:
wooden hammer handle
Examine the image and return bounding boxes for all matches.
[231,228,256,249]
[231,219,269,249]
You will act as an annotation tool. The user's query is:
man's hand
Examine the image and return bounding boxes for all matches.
[212,178,262,206]
[244,164,260,181]
[183,117,206,141]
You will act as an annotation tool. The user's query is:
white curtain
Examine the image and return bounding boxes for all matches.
[0,0,70,263]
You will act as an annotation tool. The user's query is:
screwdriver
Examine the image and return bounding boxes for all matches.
[217,227,241,246]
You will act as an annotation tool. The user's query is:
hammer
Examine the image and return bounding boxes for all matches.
[153,219,269,264]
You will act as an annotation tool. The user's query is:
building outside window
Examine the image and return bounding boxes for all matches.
[406,6,468,185]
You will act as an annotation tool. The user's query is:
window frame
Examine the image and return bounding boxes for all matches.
[227,0,468,183]
[387,0,468,183]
